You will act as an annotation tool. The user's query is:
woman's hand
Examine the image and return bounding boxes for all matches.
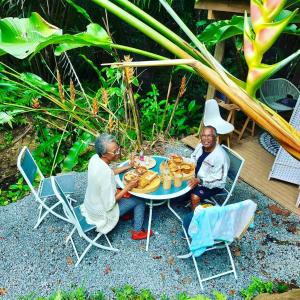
[125,178,139,191]
[188,177,200,189]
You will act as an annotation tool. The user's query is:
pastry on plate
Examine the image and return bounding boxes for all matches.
[181,163,192,174]
[124,172,139,182]
[136,166,147,175]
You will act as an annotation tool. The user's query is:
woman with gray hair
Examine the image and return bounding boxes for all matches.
[80,133,153,240]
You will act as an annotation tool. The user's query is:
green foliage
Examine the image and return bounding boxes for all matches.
[240,277,274,300]
[19,285,228,300]
[197,12,300,47]
[62,132,94,172]
[0,12,62,59]
[0,177,30,206]
[139,84,201,139]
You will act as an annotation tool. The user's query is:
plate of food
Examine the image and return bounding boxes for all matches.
[123,169,161,193]
[160,155,195,181]
[133,156,156,169]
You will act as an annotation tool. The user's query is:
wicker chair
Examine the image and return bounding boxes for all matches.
[259,78,299,112]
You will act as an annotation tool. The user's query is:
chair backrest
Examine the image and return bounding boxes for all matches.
[17,147,44,196]
[221,145,245,205]
[260,78,300,101]
[50,176,83,234]
[203,99,234,135]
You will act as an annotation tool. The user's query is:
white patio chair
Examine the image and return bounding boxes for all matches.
[208,145,245,206]
[203,99,235,135]
[179,199,257,290]
[50,176,119,266]
[17,146,75,228]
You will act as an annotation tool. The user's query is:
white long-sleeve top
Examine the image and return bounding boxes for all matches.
[190,143,230,189]
[80,154,119,234]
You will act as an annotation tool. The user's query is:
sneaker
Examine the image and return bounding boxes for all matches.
[131,229,154,240]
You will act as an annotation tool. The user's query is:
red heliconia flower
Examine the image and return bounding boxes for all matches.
[32,98,40,109]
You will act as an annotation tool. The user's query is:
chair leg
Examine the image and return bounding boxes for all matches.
[237,117,250,143]
[182,226,204,290]
[34,199,70,228]
[250,120,255,136]
[225,243,238,279]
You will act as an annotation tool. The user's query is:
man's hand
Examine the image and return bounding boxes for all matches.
[188,177,200,189]
[125,178,139,190]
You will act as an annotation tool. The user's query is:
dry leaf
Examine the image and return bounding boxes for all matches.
[232,246,241,257]
[167,256,175,265]
[181,277,192,284]
[287,225,297,234]
[268,205,290,217]
[104,266,111,274]
[160,273,166,281]
[228,290,236,295]
[66,256,73,266]
[0,288,7,296]
[152,255,162,260]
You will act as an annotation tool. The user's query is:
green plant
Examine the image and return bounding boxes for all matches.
[240,277,274,300]
[1,0,300,158]
[0,177,30,206]
[3,131,13,144]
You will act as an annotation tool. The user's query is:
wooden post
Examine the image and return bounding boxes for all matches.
[206,40,225,100]
[197,40,225,135]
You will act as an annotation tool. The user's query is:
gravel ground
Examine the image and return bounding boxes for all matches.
[1,143,300,299]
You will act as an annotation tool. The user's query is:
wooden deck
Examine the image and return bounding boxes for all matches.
[181,134,300,217]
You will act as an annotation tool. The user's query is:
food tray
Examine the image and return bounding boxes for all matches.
[160,159,195,181]
[123,170,161,193]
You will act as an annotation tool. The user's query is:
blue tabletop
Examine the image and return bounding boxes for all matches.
[116,155,191,200]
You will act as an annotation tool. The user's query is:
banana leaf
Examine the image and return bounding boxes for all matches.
[0,13,112,59]
[0,12,62,59]
[62,132,94,172]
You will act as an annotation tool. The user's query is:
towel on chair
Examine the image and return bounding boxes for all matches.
[188,199,257,257]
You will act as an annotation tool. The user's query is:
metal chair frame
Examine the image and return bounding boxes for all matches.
[210,145,245,206]
[180,225,237,290]
[179,200,256,290]
[17,146,75,228]
[50,176,119,266]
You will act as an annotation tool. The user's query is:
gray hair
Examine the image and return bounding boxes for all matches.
[202,125,218,137]
[95,133,117,156]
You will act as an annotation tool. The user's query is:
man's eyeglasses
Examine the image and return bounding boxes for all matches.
[201,134,215,138]
[107,147,121,155]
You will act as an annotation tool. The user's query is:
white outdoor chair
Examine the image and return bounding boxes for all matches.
[209,145,245,206]
[50,176,119,266]
[179,199,257,290]
[17,146,75,228]
[203,99,235,135]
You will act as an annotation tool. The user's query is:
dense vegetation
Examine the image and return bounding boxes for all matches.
[0,0,299,205]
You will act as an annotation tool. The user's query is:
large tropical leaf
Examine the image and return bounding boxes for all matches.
[197,12,299,46]
[62,132,94,172]
[0,12,112,59]
[0,12,62,59]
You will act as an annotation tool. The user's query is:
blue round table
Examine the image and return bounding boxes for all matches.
[116,155,191,251]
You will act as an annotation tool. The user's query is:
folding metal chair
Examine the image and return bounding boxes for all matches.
[179,200,257,290]
[17,146,75,228]
[50,176,119,266]
[209,145,245,206]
